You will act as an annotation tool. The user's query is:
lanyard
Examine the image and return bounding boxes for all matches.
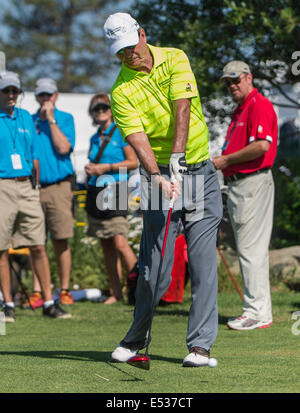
[3,115,18,153]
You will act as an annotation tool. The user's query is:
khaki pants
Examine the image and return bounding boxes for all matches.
[40,181,74,240]
[227,170,274,322]
[0,179,45,250]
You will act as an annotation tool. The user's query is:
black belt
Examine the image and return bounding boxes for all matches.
[225,168,270,183]
[41,175,73,188]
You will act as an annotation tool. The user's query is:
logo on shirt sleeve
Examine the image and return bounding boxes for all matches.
[258,125,263,134]
[186,82,192,91]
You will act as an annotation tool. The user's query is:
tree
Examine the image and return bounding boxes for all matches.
[0,0,122,92]
[131,0,300,138]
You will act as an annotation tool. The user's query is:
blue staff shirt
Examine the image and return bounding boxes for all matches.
[32,107,75,185]
[0,107,38,178]
[88,122,128,187]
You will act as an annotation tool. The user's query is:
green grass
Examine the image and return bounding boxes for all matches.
[1,290,300,393]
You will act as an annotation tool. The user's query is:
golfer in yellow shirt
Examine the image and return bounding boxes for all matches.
[104,12,222,367]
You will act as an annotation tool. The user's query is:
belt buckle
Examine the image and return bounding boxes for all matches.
[227,174,237,183]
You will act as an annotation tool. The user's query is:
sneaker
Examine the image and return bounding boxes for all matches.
[43,302,72,319]
[227,315,273,330]
[111,345,138,363]
[22,291,44,309]
[59,290,74,305]
[183,346,210,367]
[3,305,15,323]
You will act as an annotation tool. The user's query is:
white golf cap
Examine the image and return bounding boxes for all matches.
[0,71,21,90]
[104,12,140,55]
[221,60,251,79]
[35,78,58,95]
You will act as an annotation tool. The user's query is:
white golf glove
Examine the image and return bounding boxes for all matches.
[169,152,187,183]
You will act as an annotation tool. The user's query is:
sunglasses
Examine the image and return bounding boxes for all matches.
[117,31,141,55]
[224,74,247,88]
[1,87,20,95]
[37,92,54,98]
[117,45,136,55]
[91,103,110,113]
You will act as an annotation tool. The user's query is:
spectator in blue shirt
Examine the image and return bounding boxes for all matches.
[85,93,139,304]
[26,78,76,308]
[0,71,71,321]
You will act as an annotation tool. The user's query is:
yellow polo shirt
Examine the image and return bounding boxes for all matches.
[111,44,209,165]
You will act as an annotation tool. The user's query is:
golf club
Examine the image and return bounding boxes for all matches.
[127,189,176,371]
[217,246,243,302]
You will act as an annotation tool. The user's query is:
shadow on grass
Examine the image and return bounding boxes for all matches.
[0,350,182,370]
[218,314,232,325]
[0,350,111,363]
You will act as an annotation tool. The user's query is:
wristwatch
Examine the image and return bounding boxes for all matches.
[49,119,57,124]
[35,184,41,190]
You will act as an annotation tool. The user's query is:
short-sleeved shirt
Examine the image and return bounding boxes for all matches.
[221,89,278,177]
[0,107,38,178]
[88,122,128,187]
[111,44,209,165]
[32,107,75,185]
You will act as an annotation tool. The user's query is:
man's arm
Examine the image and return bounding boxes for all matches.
[32,159,40,188]
[126,131,160,175]
[169,98,191,182]
[42,101,72,155]
[212,140,270,170]
[172,98,191,153]
[126,131,179,199]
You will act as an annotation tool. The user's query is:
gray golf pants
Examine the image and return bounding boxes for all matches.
[121,160,223,351]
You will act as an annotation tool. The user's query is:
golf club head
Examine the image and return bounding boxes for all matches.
[127,355,150,370]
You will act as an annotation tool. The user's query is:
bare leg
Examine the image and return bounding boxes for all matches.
[28,254,42,292]
[29,245,52,302]
[114,234,137,272]
[52,239,71,290]
[0,250,12,303]
[100,238,123,303]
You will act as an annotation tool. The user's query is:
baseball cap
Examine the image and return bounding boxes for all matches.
[221,61,251,79]
[35,78,58,95]
[104,12,140,55]
[0,71,21,90]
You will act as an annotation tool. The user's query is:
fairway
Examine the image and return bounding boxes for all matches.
[0,290,300,394]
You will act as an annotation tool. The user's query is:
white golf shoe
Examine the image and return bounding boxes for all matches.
[227,315,273,330]
[182,347,210,367]
[111,345,138,363]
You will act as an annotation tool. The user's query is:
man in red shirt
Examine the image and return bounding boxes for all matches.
[212,60,278,330]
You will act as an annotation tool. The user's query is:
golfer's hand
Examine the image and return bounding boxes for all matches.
[154,175,180,201]
[169,152,187,183]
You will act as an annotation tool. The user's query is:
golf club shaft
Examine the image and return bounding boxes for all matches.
[145,194,175,356]
[217,247,243,302]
